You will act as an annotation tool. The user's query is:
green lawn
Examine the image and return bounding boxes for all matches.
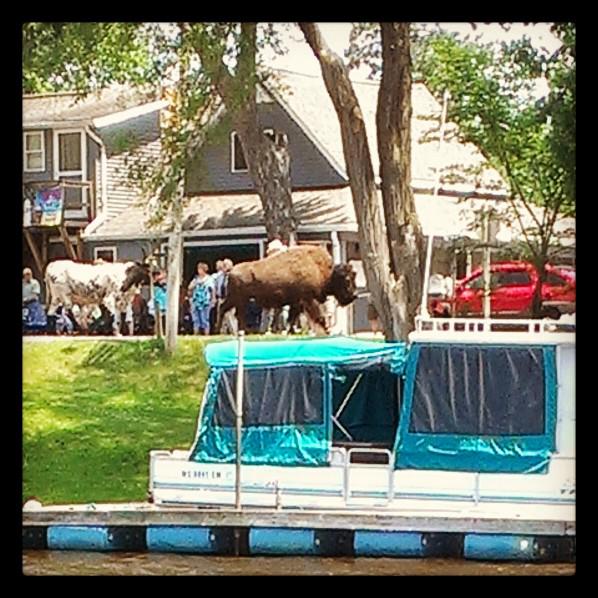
[23,336,285,505]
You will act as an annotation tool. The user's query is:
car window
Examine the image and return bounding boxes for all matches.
[467,275,484,290]
[546,272,568,287]
[497,271,532,286]
[467,272,501,290]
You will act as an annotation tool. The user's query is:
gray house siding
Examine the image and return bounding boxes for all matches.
[98,111,162,218]
[185,100,347,194]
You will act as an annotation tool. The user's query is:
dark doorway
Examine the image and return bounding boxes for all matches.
[183,243,260,287]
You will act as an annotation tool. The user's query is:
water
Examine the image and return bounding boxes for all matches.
[23,551,574,576]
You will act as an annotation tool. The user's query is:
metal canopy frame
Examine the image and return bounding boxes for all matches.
[331,372,364,442]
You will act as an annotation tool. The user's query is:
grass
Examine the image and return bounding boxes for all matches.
[23,335,287,505]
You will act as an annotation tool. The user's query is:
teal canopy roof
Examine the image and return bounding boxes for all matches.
[205,336,408,370]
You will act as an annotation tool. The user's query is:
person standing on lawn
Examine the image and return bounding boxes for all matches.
[150,269,168,335]
[210,260,225,333]
[22,267,47,331]
[188,262,215,335]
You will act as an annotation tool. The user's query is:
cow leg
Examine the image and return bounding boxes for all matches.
[71,305,89,334]
[125,303,134,336]
[103,295,121,336]
[304,299,328,336]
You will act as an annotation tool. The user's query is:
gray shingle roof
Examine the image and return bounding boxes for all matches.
[85,188,357,239]
[23,85,158,128]
[266,70,507,195]
[84,186,574,247]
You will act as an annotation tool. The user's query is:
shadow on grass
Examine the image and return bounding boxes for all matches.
[23,334,308,505]
[23,338,208,504]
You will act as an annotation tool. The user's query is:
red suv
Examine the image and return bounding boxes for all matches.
[431,262,576,319]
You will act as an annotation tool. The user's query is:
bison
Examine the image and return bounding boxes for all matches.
[216,245,357,334]
[45,260,150,336]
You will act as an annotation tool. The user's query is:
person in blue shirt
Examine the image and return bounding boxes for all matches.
[188,262,215,335]
[149,270,168,334]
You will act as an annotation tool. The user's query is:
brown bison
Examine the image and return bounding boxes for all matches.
[216,245,357,334]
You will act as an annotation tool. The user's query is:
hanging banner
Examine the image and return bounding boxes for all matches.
[32,186,64,226]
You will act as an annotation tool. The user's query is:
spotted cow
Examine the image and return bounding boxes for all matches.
[45,260,150,336]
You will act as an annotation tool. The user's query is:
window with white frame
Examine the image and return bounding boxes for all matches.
[24,131,45,172]
[230,131,248,173]
[93,247,117,263]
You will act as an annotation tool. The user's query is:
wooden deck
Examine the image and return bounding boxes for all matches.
[23,502,575,536]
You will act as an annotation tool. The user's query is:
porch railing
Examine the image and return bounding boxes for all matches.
[23,179,97,225]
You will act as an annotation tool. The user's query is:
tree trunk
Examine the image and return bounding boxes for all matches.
[300,22,423,340]
[531,256,549,318]
[377,23,425,339]
[236,122,297,244]
[196,23,297,245]
[165,191,183,354]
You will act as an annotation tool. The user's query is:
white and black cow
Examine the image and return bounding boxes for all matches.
[45,260,150,336]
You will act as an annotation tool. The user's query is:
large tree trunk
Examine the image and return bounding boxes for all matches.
[234,24,296,244]
[377,23,425,339]
[234,119,297,244]
[194,23,297,244]
[300,22,424,340]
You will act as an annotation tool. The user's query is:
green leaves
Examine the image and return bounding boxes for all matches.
[414,25,575,273]
[23,23,156,94]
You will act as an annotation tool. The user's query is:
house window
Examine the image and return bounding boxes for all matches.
[24,131,45,172]
[263,128,276,142]
[53,129,87,213]
[94,247,117,263]
[231,132,248,173]
[58,132,83,172]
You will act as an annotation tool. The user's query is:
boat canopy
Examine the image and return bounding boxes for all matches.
[191,337,408,467]
[190,337,559,474]
[205,336,407,371]
[394,342,558,474]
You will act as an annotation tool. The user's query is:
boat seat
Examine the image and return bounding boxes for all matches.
[333,441,392,464]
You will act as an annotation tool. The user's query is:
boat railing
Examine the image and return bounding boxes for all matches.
[343,447,394,506]
[415,315,576,336]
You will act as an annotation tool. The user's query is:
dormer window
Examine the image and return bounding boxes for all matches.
[24,131,45,173]
[231,131,248,173]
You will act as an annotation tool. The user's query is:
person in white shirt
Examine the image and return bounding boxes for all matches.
[22,267,47,330]
[266,235,288,257]
[428,273,446,297]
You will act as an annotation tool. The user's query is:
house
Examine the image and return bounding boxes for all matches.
[23,70,572,332]
[22,85,165,279]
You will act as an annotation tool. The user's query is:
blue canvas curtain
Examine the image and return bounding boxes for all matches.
[394,343,558,474]
[188,365,330,466]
